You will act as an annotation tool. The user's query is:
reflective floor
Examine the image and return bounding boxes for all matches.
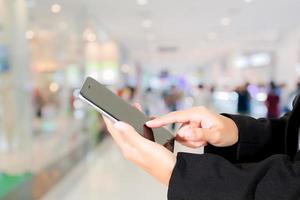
[43,137,168,200]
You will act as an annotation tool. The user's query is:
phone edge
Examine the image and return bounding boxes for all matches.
[78,94,118,123]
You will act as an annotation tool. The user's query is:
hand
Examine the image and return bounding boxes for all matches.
[102,104,176,186]
[146,106,238,148]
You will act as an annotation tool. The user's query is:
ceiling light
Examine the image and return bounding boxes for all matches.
[83,29,97,42]
[244,0,252,3]
[51,4,61,13]
[25,30,35,40]
[137,0,148,6]
[234,56,249,68]
[101,69,118,85]
[142,19,152,28]
[49,82,59,92]
[221,17,231,26]
[86,33,96,42]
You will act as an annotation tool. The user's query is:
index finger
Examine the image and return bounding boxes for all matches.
[146,110,192,128]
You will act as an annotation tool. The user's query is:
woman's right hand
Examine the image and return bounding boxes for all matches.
[146,106,239,148]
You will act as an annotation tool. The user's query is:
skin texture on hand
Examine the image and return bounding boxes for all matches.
[146,106,239,148]
[103,117,176,186]
[103,105,238,186]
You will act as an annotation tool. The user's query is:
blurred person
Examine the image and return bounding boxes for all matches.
[127,86,137,103]
[266,81,280,118]
[210,85,216,94]
[286,81,300,111]
[163,85,182,130]
[236,83,251,115]
[163,85,181,112]
[103,92,300,200]
[192,84,211,108]
[142,87,154,116]
[277,82,287,113]
[297,82,300,93]
[33,88,44,118]
[69,89,76,114]
[118,86,137,103]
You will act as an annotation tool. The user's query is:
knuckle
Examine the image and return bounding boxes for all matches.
[194,129,203,139]
[211,130,222,145]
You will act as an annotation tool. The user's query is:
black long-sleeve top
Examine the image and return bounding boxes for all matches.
[168,95,300,200]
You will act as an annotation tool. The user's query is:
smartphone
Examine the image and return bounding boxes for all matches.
[79,77,175,152]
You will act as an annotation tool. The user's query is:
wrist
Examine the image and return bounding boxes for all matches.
[163,154,176,186]
[139,142,176,186]
[227,117,239,145]
[219,115,239,146]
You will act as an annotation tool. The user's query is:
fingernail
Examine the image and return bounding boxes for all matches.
[145,121,153,126]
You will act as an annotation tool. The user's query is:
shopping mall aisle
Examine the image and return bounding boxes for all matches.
[43,136,167,200]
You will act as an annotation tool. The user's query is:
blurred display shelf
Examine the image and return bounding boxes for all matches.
[0,173,32,199]
[0,137,90,200]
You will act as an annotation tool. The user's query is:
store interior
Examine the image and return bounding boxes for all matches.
[1,0,300,199]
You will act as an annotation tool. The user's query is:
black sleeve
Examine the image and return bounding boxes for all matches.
[205,114,290,163]
[168,153,300,200]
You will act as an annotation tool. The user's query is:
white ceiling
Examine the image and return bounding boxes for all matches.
[29,0,300,66]
[86,0,300,61]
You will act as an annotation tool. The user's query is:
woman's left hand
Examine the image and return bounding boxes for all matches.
[102,107,176,186]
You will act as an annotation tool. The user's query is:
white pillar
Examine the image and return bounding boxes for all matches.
[0,0,32,152]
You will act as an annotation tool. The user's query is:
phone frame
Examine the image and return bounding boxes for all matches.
[79,94,118,123]
[78,77,175,152]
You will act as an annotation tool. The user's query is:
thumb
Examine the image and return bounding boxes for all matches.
[114,121,144,144]
[113,121,151,160]
[192,126,223,146]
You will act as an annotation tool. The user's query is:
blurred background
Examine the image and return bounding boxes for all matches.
[1,0,300,199]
